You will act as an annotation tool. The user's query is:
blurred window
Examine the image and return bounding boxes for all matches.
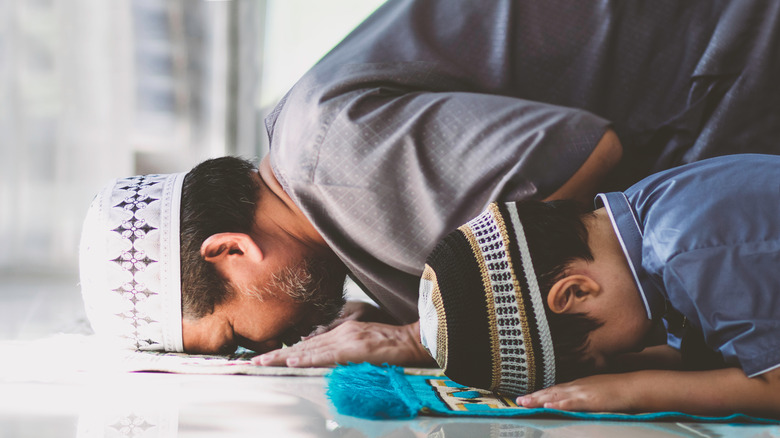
[0,0,385,276]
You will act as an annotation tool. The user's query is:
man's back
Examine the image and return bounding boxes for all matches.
[266,0,780,321]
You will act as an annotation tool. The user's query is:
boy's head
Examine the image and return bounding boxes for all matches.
[418,200,651,396]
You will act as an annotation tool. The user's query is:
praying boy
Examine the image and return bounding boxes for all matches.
[417,154,780,418]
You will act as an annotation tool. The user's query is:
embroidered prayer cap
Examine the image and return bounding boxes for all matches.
[79,172,186,352]
[418,202,556,396]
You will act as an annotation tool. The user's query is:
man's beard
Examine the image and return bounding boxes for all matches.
[258,257,347,345]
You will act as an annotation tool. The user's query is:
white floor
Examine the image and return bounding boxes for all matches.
[1,370,778,438]
[1,276,778,438]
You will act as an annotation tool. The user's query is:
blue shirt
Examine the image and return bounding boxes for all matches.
[598,154,780,377]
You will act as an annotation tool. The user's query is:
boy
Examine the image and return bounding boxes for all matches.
[417,154,780,417]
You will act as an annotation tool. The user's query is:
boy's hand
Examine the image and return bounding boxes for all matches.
[517,373,640,412]
[517,368,780,418]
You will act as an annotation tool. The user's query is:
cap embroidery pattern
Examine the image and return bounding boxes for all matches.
[462,204,537,395]
[110,176,162,349]
[80,172,185,352]
[418,202,556,397]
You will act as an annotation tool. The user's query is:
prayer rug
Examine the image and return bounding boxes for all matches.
[326,363,780,424]
[121,350,441,377]
[1,337,335,378]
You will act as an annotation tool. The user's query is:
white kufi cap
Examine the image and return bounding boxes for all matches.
[79,173,186,352]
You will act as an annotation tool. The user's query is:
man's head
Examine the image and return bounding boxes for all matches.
[418,200,650,396]
[80,156,346,354]
[179,156,259,320]
[179,156,347,354]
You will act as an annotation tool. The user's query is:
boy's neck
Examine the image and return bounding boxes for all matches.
[584,208,624,262]
[581,208,642,302]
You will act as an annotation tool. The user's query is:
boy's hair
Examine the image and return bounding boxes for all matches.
[179,156,260,319]
[418,200,605,397]
[514,199,603,382]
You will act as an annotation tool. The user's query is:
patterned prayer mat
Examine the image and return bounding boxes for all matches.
[326,363,780,424]
[123,350,437,377]
[0,338,335,379]
[121,350,328,376]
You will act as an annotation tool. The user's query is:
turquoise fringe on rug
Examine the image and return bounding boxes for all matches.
[325,363,780,424]
[326,363,422,419]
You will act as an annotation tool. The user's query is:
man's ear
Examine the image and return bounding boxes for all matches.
[200,233,263,267]
[546,274,600,314]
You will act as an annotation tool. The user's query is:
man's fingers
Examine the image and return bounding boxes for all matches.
[251,342,312,366]
[253,338,346,367]
[252,327,344,365]
[252,348,287,366]
[284,348,340,367]
[303,325,330,339]
[251,321,431,368]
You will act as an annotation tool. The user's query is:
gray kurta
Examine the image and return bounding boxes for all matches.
[266,0,780,323]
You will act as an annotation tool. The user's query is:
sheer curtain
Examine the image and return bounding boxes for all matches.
[0,0,256,276]
[1,0,131,274]
[0,0,384,338]
[0,0,266,340]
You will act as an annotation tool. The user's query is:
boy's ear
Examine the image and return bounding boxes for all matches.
[200,233,263,268]
[547,274,600,314]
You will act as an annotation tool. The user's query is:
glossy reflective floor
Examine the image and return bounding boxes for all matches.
[1,276,779,438]
[2,368,779,438]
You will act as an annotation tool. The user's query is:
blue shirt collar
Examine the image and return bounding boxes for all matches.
[595,193,666,320]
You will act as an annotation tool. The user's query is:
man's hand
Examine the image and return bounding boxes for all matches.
[305,301,397,338]
[252,320,436,368]
[517,367,780,418]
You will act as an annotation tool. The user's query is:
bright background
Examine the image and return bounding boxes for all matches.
[0,0,386,340]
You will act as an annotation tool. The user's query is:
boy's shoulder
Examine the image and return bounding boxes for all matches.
[620,154,780,377]
[626,154,779,206]
[624,154,780,262]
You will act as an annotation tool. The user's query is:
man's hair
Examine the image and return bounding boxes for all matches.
[514,199,603,382]
[179,156,260,319]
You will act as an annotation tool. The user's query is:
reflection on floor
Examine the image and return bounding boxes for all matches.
[2,370,779,438]
[1,276,779,437]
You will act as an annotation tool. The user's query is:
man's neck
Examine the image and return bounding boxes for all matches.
[255,156,327,250]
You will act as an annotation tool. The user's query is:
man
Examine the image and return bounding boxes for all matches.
[80,0,780,366]
[417,154,780,416]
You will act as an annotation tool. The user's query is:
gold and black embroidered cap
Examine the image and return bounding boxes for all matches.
[417,202,556,396]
